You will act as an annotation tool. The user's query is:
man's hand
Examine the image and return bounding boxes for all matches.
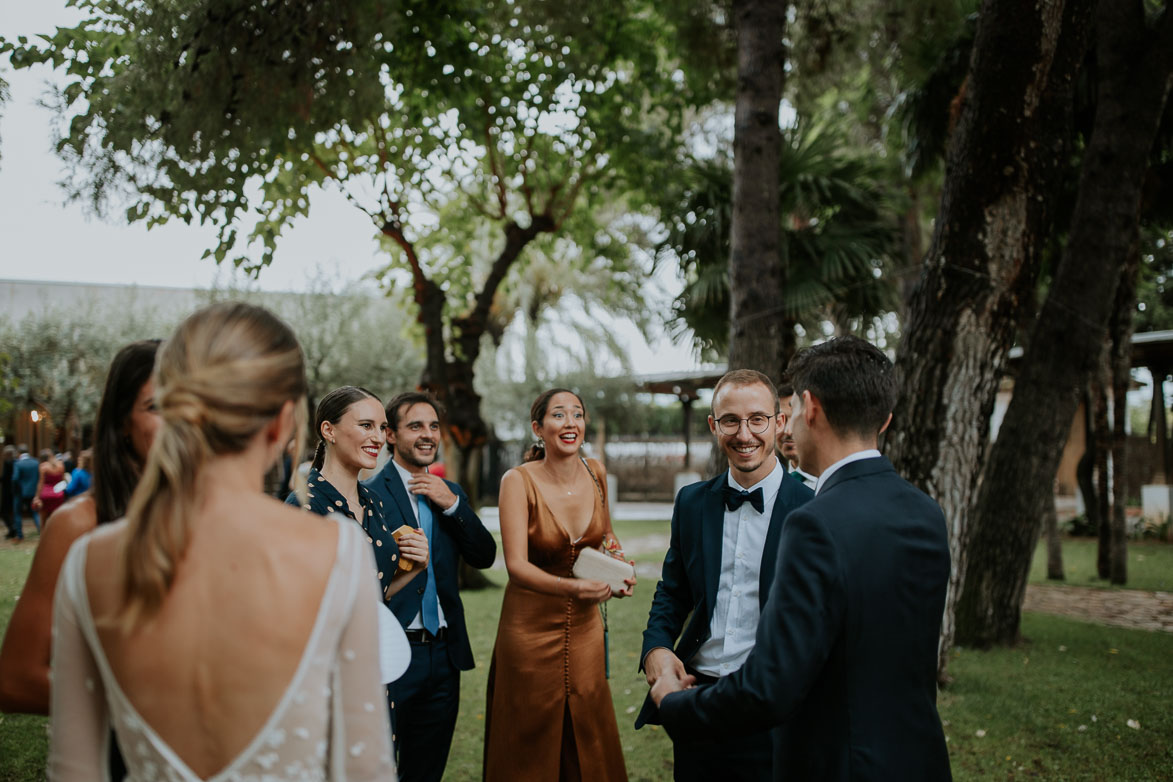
[395,529,430,570]
[650,669,695,707]
[407,472,458,510]
[643,647,685,687]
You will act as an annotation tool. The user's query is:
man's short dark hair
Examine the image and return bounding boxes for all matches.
[386,390,445,430]
[711,369,780,415]
[785,336,896,438]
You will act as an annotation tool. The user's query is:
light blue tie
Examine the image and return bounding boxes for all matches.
[417,494,440,635]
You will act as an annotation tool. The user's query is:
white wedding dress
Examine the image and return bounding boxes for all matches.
[48,519,396,781]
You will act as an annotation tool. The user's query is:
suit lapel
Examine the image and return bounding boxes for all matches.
[759,485,788,607]
[383,462,420,530]
[701,476,726,620]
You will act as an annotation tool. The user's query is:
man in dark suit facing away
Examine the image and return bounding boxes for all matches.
[362,391,497,782]
[653,336,953,782]
[638,369,814,781]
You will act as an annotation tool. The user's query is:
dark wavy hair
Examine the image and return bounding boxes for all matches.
[312,386,382,470]
[92,340,162,523]
[785,335,897,438]
[385,390,444,432]
[523,388,586,463]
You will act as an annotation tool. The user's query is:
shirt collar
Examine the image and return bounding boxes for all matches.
[725,457,785,503]
[390,456,420,492]
[304,467,373,522]
[814,449,881,495]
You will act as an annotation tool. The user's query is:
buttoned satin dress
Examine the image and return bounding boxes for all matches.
[482,460,627,781]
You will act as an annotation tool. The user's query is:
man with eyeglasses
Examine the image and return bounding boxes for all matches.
[636,368,814,781]
[652,337,952,782]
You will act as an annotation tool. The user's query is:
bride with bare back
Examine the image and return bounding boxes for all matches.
[483,388,635,781]
[48,302,394,781]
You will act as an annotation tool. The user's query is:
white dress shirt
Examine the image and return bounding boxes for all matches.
[691,459,785,677]
[390,459,459,630]
[790,465,817,489]
[814,449,881,495]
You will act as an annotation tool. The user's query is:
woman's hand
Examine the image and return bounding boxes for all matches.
[396,530,429,571]
[613,566,637,598]
[570,578,613,604]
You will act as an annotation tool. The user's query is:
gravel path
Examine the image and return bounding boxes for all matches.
[1023,584,1173,633]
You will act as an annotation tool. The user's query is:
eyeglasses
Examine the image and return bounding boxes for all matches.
[715,414,776,435]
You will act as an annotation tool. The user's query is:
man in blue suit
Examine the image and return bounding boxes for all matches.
[11,447,41,540]
[362,391,497,782]
[653,336,953,781]
[638,369,814,781]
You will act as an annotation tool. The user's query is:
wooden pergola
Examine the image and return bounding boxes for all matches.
[639,367,727,470]
[1005,329,1173,483]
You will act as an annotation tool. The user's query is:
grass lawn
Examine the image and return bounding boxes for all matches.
[0,545,49,782]
[2,536,1171,780]
[1030,537,1173,592]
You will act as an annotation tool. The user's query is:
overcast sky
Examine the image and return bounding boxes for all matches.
[0,1,702,375]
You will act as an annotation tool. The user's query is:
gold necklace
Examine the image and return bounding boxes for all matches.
[542,462,579,496]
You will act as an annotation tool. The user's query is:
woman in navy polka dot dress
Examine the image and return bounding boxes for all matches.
[287,386,429,599]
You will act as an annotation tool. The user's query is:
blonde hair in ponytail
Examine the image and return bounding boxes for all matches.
[119,302,307,631]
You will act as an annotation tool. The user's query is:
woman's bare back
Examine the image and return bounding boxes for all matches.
[84,494,338,779]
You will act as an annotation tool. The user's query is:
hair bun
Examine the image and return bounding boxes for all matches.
[158,386,208,427]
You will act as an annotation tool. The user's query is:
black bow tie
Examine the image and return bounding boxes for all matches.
[723,485,764,514]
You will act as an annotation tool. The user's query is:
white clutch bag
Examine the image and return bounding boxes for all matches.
[572,547,634,594]
[376,603,410,684]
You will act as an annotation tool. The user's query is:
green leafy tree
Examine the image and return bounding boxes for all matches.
[0,296,178,449]
[202,270,426,410]
[2,0,698,498]
[661,119,903,360]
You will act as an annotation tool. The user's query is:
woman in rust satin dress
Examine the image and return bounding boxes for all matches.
[484,388,634,781]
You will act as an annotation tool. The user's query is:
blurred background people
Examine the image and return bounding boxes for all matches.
[11,446,41,540]
[1,446,16,539]
[63,450,92,498]
[35,450,67,520]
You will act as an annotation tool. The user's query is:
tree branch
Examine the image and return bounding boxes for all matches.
[482,106,508,219]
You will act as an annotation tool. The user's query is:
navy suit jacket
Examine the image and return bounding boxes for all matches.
[12,456,39,498]
[361,461,497,671]
[658,457,953,781]
[636,467,814,728]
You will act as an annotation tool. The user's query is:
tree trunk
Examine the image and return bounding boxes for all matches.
[1109,238,1141,584]
[726,0,787,382]
[885,0,1093,681]
[955,0,1173,649]
[1076,385,1099,535]
[897,188,925,320]
[1044,497,1064,580]
[1093,360,1111,578]
[706,0,787,481]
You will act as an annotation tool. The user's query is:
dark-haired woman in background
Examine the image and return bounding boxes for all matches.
[287,386,429,603]
[0,340,160,715]
[483,388,634,781]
